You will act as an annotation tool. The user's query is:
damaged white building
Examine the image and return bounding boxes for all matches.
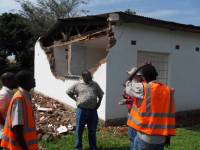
[35,12,200,125]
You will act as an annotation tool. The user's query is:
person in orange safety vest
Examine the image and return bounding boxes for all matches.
[1,70,38,150]
[127,64,176,150]
[119,67,144,150]
[0,72,18,150]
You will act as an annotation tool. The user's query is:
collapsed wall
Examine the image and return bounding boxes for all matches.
[34,13,119,122]
[34,41,107,120]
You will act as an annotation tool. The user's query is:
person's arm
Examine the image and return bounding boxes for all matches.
[126,62,151,82]
[11,100,28,150]
[96,95,103,109]
[96,83,104,109]
[66,84,77,101]
[67,92,77,101]
[13,125,29,150]
[125,80,144,100]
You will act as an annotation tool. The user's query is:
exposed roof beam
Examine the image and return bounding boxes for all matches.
[46,28,109,49]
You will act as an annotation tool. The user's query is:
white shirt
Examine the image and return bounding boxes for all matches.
[0,86,13,139]
[0,86,13,117]
[125,80,144,100]
[11,87,32,128]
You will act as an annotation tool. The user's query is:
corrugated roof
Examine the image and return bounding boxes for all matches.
[40,11,200,47]
[58,11,200,33]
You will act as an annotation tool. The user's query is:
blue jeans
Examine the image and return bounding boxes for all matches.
[75,108,98,150]
[133,135,164,150]
[128,127,137,150]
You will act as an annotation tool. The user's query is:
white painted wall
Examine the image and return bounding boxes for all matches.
[35,22,200,122]
[93,63,107,120]
[106,23,200,120]
[34,41,106,120]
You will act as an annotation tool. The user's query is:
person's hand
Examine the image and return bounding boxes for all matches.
[96,103,101,109]
[171,88,175,94]
[118,99,127,105]
[138,61,152,68]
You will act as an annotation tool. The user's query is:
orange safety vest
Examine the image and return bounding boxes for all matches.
[1,90,38,150]
[127,82,176,136]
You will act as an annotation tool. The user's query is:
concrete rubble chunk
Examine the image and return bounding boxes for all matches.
[37,107,53,112]
[56,125,68,134]
[67,124,74,131]
[33,93,76,139]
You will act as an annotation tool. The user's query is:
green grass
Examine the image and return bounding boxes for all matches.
[40,131,130,150]
[40,125,200,150]
[165,125,200,150]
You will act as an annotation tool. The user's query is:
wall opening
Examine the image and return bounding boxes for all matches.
[53,36,109,77]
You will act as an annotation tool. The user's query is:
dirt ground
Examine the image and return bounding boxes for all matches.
[33,93,128,142]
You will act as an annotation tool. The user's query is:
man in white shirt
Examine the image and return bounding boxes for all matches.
[0,72,17,149]
[119,67,144,150]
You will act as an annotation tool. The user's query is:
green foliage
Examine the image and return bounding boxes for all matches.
[124,9,136,15]
[40,125,200,150]
[0,13,33,54]
[0,13,35,69]
[16,0,89,34]
[0,64,21,75]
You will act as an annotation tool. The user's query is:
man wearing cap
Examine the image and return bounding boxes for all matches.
[119,67,144,150]
[126,64,176,150]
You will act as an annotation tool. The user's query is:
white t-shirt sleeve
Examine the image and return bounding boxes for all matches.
[11,100,24,128]
[125,80,144,99]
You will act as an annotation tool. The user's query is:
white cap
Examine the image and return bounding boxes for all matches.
[127,67,142,76]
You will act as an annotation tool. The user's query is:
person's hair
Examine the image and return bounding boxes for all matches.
[15,70,33,87]
[0,72,15,85]
[81,70,92,77]
[141,64,158,82]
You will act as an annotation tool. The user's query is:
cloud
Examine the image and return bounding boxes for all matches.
[87,0,131,8]
[140,9,199,19]
[0,0,37,14]
[140,9,179,18]
[0,0,20,13]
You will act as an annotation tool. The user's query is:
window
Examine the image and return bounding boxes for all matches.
[137,51,169,84]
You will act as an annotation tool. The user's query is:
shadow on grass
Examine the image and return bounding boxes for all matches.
[184,124,200,132]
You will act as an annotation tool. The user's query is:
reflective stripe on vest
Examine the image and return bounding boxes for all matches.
[128,115,175,129]
[127,82,176,136]
[1,90,38,150]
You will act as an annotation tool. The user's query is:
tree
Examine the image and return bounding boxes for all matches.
[0,13,35,69]
[16,0,89,35]
[124,9,136,15]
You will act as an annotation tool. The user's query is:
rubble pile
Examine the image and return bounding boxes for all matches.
[32,93,76,141]
[100,126,128,136]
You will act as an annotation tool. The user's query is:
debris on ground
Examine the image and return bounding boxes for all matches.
[32,93,76,141]
[100,125,128,136]
[56,125,68,134]
[32,93,129,144]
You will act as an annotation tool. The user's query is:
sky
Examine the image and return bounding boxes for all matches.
[1,0,200,25]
